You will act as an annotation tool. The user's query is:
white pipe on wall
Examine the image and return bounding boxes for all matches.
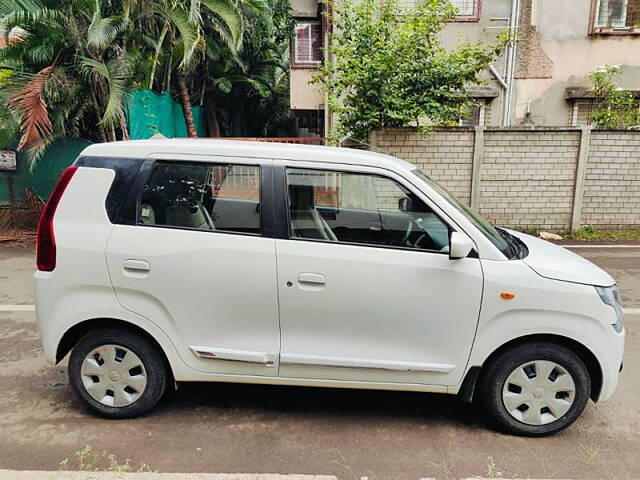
[323,8,331,139]
[489,64,508,90]
[502,0,521,126]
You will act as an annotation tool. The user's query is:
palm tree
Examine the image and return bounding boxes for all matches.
[203,0,292,136]
[0,0,290,163]
[0,0,247,150]
[0,0,133,162]
[142,0,245,137]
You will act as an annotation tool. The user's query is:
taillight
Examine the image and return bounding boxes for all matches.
[36,166,78,271]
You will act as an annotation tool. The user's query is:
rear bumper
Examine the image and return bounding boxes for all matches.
[34,271,58,364]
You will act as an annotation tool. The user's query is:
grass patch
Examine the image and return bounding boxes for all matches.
[59,445,154,473]
[569,225,640,242]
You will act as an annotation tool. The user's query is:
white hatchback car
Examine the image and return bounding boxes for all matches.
[35,139,624,436]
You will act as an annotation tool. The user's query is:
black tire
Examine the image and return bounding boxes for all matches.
[479,342,591,437]
[68,328,167,418]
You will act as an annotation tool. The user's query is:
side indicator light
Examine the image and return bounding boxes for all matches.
[500,292,516,300]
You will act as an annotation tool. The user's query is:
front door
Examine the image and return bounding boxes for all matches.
[107,157,280,376]
[276,165,483,386]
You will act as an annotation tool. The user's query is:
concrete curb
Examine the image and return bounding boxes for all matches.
[0,471,337,480]
[0,471,578,480]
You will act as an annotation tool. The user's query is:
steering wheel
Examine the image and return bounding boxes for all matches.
[413,230,440,251]
[401,216,416,246]
[403,216,440,250]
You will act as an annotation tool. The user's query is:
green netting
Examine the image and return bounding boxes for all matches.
[127,89,206,139]
[0,138,92,206]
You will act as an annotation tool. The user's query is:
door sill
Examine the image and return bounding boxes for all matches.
[174,370,449,393]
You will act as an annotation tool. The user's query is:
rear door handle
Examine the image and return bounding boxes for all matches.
[123,259,150,272]
[298,273,326,285]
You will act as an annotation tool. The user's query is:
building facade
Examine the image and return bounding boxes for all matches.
[289,0,640,136]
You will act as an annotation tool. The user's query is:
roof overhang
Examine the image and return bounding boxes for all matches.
[565,87,640,100]
[468,86,500,99]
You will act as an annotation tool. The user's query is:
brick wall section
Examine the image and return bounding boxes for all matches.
[371,127,640,231]
[479,130,580,230]
[373,128,474,204]
[582,131,640,229]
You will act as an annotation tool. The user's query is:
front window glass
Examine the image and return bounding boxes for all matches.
[286,168,451,253]
[139,162,261,235]
[412,168,513,257]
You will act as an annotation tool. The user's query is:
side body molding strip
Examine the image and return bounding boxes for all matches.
[190,346,276,366]
[280,353,455,373]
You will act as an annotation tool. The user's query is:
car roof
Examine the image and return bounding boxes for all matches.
[80,139,415,172]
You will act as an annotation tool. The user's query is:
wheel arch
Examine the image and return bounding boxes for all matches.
[56,318,175,385]
[461,333,603,403]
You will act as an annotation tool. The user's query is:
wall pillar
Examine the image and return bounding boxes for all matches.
[368,129,378,150]
[470,126,485,210]
[570,126,591,233]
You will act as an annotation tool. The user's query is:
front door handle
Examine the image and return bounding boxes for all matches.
[123,259,150,272]
[298,272,326,285]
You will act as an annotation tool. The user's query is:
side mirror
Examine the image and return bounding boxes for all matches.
[449,232,474,260]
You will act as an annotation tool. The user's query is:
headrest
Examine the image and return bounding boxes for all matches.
[289,184,316,210]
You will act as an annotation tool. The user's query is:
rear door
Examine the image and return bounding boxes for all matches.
[106,156,281,376]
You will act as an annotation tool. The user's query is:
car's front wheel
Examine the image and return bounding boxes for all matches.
[68,328,167,418]
[480,342,591,436]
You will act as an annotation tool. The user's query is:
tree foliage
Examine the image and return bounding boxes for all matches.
[314,0,507,142]
[590,65,640,129]
[204,0,293,136]
[0,0,292,165]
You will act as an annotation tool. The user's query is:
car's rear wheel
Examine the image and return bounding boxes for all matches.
[69,328,167,418]
[480,342,591,436]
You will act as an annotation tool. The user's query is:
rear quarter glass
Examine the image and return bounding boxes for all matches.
[74,156,147,224]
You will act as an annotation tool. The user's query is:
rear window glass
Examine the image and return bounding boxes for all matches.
[139,162,261,235]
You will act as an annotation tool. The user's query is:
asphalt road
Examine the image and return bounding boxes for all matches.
[0,245,638,479]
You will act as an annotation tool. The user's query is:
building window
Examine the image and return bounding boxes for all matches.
[592,0,640,33]
[569,97,640,126]
[450,0,478,17]
[459,101,487,126]
[570,100,597,126]
[399,0,479,20]
[293,22,322,65]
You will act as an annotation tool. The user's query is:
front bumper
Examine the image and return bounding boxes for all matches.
[597,326,625,402]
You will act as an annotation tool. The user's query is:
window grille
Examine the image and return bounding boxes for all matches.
[459,102,486,126]
[398,0,478,17]
[294,22,322,63]
[594,0,640,28]
[451,0,477,16]
[571,100,596,126]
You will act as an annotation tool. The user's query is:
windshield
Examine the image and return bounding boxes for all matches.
[412,168,513,258]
